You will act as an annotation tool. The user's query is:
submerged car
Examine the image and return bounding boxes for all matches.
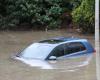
[15,37,95,60]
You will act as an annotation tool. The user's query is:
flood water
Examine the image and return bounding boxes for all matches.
[0,29,96,80]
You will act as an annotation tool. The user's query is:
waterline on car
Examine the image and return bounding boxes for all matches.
[14,54,93,70]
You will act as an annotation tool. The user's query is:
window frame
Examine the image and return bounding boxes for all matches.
[46,41,86,60]
[46,44,65,60]
[63,42,86,55]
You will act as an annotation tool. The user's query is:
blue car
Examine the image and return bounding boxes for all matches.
[16,37,95,60]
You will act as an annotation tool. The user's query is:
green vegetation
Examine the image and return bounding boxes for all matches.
[72,0,95,33]
[0,0,71,30]
[0,0,95,33]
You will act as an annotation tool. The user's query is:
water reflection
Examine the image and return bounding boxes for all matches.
[15,57,53,69]
[15,54,93,70]
[0,30,96,80]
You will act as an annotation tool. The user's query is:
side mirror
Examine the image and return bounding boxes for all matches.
[49,56,57,60]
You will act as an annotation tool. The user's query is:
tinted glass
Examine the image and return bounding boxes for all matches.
[64,42,86,54]
[50,45,64,57]
[49,42,86,58]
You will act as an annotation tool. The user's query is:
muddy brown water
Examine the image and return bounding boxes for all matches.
[0,30,96,80]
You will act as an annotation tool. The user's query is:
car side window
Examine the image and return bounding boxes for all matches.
[51,44,64,57]
[64,42,86,55]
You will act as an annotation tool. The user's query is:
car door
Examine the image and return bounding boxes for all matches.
[47,42,92,69]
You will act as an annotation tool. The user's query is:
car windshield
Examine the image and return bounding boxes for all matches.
[18,43,54,60]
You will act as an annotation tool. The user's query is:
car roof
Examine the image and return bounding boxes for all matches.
[36,37,88,50]
[51,36,80,41]
[39,36,82,44]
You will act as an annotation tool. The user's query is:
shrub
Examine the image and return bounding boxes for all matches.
[0,0,72,30]
[72,0,95,33]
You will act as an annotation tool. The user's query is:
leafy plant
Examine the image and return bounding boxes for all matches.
[0,0,69,30]
[72,0,95,33]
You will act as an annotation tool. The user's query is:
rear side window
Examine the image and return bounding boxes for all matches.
[64,42,86,54]
[48,42,86,58]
